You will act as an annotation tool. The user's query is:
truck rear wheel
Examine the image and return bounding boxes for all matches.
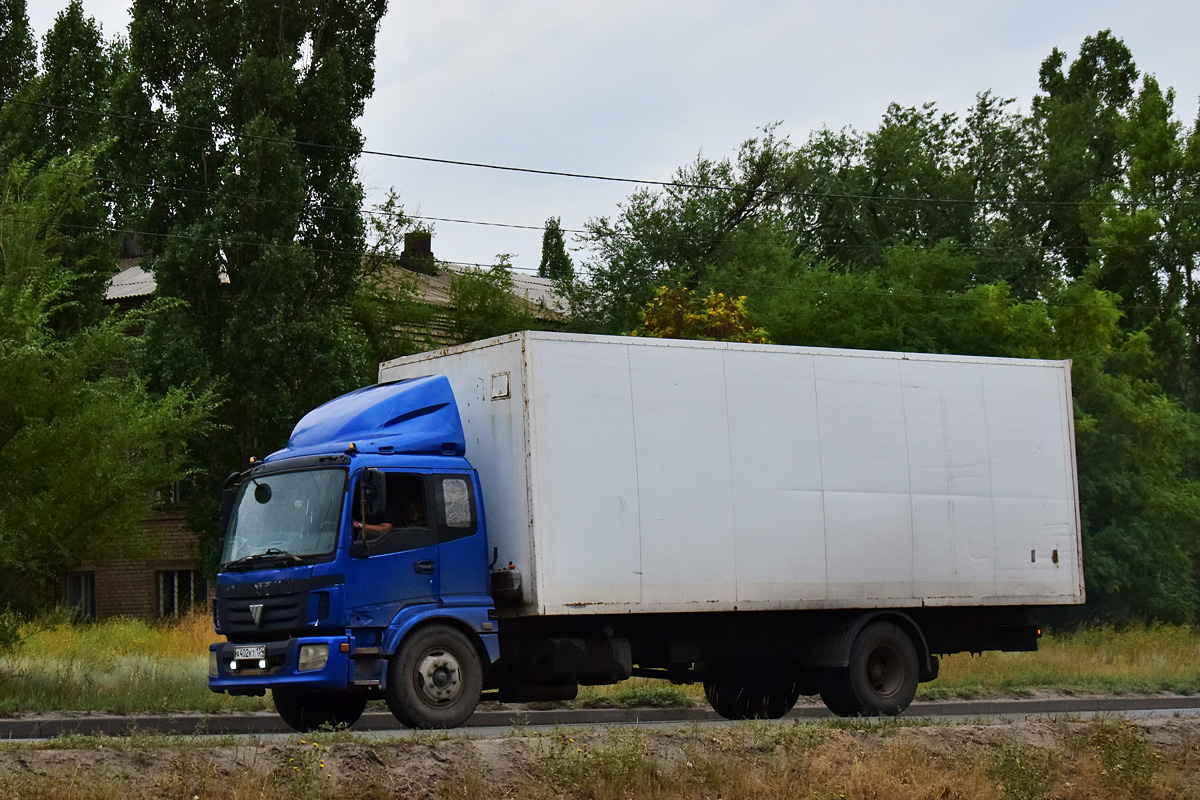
[385,624,483,729]
[272,688,368,732]
[704,677,801,720]
[821,621,919,716]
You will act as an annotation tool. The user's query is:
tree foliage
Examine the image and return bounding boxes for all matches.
[0,156,212,606]
[538,216,573,281]
[0,0,34,103]
[633,286,769,343]
[353,188,436,365]
[449,255,536,343]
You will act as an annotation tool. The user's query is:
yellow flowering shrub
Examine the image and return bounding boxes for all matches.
[632,286,770,343]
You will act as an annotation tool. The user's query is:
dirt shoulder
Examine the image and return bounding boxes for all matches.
[2,715,1200,799]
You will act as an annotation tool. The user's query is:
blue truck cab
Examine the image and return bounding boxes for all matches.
[208,375,499,730]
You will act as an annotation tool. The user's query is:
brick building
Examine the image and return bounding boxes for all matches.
[64,501,207,620]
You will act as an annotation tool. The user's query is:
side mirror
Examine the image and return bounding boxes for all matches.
[218,471,240,536]
[362,468,386,518]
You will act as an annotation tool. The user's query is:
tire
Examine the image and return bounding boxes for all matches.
[704,677,801,720]
[385,624,483,729]
[821,621,919,717]
[818,671,863,717]
[272,688,368,732]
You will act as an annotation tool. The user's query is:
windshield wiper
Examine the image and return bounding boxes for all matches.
[223,548,307,570]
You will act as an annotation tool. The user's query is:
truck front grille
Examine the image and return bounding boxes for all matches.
[219,592,304,633]
[215,573,343,638]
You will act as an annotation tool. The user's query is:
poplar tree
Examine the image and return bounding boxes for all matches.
[131,0,387,555]
[538,216,573,280]
[0,0,34,104]
[0,2,117,329]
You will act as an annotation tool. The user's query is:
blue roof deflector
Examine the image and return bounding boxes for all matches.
[267,375,465,461]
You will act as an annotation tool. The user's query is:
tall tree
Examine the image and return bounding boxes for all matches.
[0,2,119,329]
[538,216,573,280]
[132,0,387,561]
[577,125,800,333]
[1031,30,1139,278]
[0,0,34,104]
[36,1,113,156]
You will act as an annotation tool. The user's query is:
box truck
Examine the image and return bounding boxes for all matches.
[209,331,1083,730]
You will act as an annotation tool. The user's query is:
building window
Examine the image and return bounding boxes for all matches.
[158,570,207,617]
[65,572,96,621]
[153,480,190,506]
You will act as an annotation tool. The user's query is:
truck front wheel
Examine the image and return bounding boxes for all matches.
[821,621,919,716]
[704,677,801,720]
[385,624,483,729]
[272,688,368,732]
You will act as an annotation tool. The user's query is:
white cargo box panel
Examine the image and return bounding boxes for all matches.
[380,331,1084,616]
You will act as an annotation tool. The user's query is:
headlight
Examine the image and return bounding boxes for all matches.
[298,643,329,672]
[208,650,219,677]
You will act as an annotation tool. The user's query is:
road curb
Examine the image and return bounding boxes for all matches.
[5,696,1200,739]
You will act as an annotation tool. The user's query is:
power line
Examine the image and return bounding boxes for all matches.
[1,212,1183,314]
[39,165,556,236]
[30,165,1200,261]
[0,212,547,274]
[9,95,1200,210]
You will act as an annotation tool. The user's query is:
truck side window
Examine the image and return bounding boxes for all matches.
[435,475,477,543]
[351,472,435,555]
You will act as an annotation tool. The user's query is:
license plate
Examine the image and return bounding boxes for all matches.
[235,645,266,660]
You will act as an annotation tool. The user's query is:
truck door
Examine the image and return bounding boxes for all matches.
[430,472,488,600]
[344,469,440,625]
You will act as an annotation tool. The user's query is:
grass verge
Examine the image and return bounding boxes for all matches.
[922,623,1200,699]
[4,613,1200,714]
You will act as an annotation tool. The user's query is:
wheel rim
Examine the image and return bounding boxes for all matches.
[865,644,903,697]
[413,647,463,707]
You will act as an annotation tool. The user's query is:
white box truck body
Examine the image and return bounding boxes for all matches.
[379,331,1083,618]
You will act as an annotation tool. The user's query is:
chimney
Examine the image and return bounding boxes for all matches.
[399,231,437,275]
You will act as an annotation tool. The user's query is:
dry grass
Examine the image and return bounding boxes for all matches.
[0,611,270,715]
[0,716,1197,799]
[17,610,220,661]
[922,624,1200,698]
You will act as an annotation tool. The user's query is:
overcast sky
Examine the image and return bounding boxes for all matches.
[27,0,1200,274]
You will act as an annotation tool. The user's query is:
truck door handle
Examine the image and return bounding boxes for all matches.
[414,560,435,575]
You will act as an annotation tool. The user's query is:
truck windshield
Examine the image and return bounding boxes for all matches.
[221,469,347,568]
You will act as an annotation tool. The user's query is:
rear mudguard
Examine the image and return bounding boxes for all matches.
[805,611,937,682]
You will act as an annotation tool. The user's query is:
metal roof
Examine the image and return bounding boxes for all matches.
[106,259,156,300]
[107,258,567,315]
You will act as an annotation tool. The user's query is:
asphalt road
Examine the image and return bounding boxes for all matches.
[6,696,1200,741]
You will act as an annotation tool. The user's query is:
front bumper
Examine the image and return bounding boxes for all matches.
[209,635,352,694]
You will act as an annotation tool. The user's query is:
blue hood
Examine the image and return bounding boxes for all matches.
[265,375,466,461]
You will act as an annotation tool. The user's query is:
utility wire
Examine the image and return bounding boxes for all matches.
[0,212,548,275]
[30,165,1200,260]
[8,96,1200,210]
[0,212,1182,313]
